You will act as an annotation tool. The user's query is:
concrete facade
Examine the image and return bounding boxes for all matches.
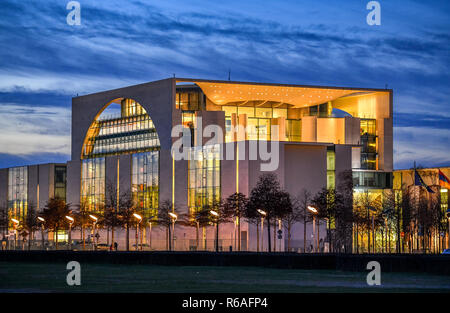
[1,78,394,252]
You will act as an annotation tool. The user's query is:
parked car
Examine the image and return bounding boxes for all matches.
[441,249,450,255]
[132,243,151,250]
[96,243,111,251]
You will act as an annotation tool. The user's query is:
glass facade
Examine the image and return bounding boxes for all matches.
[176,88,205,111]
[54,165,66,200]
[220,104,301,143]
[360,119,377,170]
[7,166,28,222]
[353,171,392,189]
[81,98,161,212]
[132,151,159,215]
[83,99,160,159]
[81,158,105,213]
[327,149,336,189]
[188,144,221,212]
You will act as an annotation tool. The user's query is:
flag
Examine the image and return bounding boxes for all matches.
[414,169,434,193]
[438,170,450,189]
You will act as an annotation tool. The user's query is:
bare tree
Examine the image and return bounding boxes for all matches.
[282,196,302,252]
[222,193,248,251]
[247,173,292,252]
[19,203,40,250]
[117,191,136,251]
[41,197,71,249]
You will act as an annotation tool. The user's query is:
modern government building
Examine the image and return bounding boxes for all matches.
[1,77,446,252]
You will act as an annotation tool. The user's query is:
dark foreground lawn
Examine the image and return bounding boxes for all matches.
[0,262,449,293]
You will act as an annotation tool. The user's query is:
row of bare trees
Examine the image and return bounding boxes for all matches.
[2,171,447,253]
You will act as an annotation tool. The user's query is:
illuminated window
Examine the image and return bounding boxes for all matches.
[132,151,159,216]
[188,145,221,212]
[286,120,301,142]
[82,99,160,159]
[360,119,377,170]
[237,106,255,118]
[327,150,335,189]
[441,188,448,212]
[81,158,105,213]
[54,166,66,201]
[7,166,28,224]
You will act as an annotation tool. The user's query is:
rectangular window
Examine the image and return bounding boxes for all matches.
[286,120,301,142]
[255,107,272,118]
[237,106,255,118]
[7,166,28,224]
[326,150,335,189]
[132,151,159,216]
[81,158,105,213]
[188,144,221,213]
[54,166,66,201]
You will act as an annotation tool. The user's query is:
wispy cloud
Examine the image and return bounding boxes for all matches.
[0,103,70,156]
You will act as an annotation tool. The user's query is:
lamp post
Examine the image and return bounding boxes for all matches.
[168,212,177,251]
[11,218,19,250]
[257,209,266,252]
[65,216,74,250]
[210,210,219,252]
[37,217,45,249]
[307,206,318,252]
[89,214,98,250]
[133,213,142,251]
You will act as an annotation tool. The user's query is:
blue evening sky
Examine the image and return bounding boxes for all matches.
[0,0,449,169]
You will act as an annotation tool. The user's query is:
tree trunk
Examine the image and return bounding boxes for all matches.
[287,224,291,251]
[273,222,276,252]
[111,226,115,249]
[168,225,172,251]
[267,217,272,252]
[303,208,307,253]
[126,223,129,251]
[238,215,241,251]
[55,225,59,249]
[82,225,85,250]
[196,222,199,251]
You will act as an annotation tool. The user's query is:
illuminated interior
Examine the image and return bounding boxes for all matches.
[175,80,391,173]
[7,166,28,225]
[81,99,160,213]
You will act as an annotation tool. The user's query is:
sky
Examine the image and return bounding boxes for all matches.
[0,0,449,170]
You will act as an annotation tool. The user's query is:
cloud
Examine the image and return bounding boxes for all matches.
[0,0,449,169]
[0,103,71,156]
[394,126,450,169]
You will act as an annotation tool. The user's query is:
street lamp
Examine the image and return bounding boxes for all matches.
[257,209,266,252]
[307,206,318,253]
[168,212,177,251]
[37,217,45,249]
[89,214,98,250]
[65,216,74,250]
[210,210,219,252]
[11,218,19,250]
[133,213,142,251]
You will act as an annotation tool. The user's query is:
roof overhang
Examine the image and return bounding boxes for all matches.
[176,78,390,108]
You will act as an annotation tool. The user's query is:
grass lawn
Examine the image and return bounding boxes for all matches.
[0,262,449,293]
